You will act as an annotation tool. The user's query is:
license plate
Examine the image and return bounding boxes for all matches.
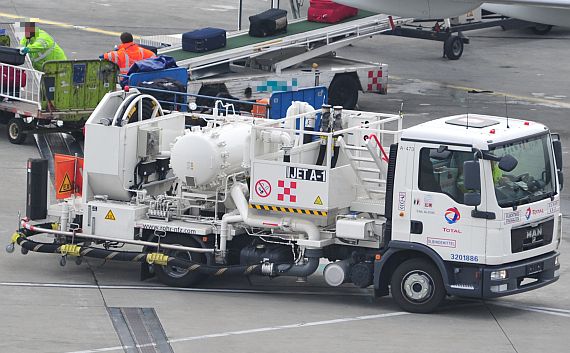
[526,262,544,275]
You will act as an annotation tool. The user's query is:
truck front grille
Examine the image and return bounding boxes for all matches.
[511,219,554,253]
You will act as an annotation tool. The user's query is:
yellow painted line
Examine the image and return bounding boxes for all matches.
[391,75,570,109]
[0,12,139,39]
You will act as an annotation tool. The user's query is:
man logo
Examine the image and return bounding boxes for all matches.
[444,207,461,224]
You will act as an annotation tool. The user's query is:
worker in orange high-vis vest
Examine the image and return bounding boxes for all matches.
[99,32,155,75]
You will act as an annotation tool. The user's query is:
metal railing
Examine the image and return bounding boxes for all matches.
[0,62,43,109]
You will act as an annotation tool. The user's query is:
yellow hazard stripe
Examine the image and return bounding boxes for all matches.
[249,204,327,216]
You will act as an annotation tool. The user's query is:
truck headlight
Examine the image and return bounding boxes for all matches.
[490,270,508,280]
[555,256,559,267]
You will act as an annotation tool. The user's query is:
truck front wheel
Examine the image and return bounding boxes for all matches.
[154,235,208,287]
[390,258,445,313]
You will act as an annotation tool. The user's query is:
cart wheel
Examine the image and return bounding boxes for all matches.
[531,24,553,35]
[443,36,464,60]
[154,234,208,287]
[7,117,27,144]
[328,74,359,110]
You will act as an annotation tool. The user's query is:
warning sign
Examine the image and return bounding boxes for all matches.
[314,196,323,205]
[58,173,73,194]
[255,179,272,198]
[54,154,84,200]
[104,210,116,221]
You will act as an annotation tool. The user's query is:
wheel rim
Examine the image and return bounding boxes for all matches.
[401,270,434,303]
[452,39,462,56]
[163,248,192,278]
[8,123,20,140]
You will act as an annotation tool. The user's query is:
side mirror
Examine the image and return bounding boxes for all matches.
[553,140,563,169]
[464,192,481,207]
[498,154,518,172]
[463,160,481,191]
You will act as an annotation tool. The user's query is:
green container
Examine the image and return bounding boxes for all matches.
[0,35,10,47]
[41,60,118,122]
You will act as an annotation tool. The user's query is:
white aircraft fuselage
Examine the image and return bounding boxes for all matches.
[335,0,570,27]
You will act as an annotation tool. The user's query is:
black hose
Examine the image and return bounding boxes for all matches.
[331,145,340,168]
[316,143,327,166]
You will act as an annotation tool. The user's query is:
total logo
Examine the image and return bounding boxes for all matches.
[525,207,532,220]
[444,207,461,224]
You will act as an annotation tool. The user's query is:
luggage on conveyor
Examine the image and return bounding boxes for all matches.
[249,8,288,37]
[308,0,358,23]
[182,27,227,53]
[0,46,26,66]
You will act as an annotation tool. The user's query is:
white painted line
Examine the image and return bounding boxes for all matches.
[488,301,570,318]
[64,311,410,353]
[0,281,370,297]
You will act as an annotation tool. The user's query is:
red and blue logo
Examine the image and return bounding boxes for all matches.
[525,207,532,220]
[445,207,461,224]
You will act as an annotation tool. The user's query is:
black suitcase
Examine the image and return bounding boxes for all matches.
[249,8,288,37]
[182,27,226,53]
[0,46,26,66]
[139,78,187,111]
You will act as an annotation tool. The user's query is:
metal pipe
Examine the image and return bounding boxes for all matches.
[20,220,215,254]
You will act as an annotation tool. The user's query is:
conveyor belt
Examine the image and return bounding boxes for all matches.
[166,11,378,62]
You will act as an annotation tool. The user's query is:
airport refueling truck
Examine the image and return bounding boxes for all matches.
[7,88,562,313]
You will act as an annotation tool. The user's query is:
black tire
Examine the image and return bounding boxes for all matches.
[154,234,208,287]
[390,258,446,313]
[328,74,359,110]
[7,117,27,144]
[444,36,463,60]
[531,24,553,35]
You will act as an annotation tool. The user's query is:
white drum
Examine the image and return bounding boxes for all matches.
[170,122,251,188]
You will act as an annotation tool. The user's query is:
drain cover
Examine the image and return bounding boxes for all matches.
[108,307,174,353]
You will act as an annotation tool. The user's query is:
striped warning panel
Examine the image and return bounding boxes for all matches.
[249,204,327,216]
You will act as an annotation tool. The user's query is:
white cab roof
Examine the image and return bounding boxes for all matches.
[401,114,549,149]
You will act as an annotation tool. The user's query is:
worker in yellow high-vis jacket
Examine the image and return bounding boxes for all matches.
[19,21,67,71]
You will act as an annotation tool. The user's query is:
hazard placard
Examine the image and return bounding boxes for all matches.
[104,210,116,221]
[58,173,73,194]
[314,196,323,205]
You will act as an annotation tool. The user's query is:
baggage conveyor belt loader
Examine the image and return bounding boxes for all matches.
[7,88,562,313]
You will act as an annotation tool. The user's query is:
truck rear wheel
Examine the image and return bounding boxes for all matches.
[155,235,208,287]
[328,74,359,109]
[7,117,27,144]
[390,258,445,313]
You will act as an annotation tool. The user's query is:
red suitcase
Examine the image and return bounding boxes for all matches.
[308,0,358,24]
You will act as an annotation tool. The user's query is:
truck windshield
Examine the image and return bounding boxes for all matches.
[490,133,556,208]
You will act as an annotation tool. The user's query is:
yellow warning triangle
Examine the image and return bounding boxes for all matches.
[104,210,116,221]
[58,173,72,193]
[314,196,323,205]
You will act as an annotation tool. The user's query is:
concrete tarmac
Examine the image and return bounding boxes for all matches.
[0,1,569,352]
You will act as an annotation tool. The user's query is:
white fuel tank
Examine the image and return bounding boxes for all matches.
[170,122,252,188]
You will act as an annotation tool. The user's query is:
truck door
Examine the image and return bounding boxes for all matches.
[410,144,487,265]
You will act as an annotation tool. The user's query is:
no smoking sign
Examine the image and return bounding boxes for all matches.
[255,179,272,198]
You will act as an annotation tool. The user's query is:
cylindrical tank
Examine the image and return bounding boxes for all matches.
[170,122,251,188]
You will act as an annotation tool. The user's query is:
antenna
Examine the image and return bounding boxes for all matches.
[504,95,510,128]
[399,101,404,119]
[466,91,470,129]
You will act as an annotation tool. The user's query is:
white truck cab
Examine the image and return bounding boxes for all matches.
[382,114,561,303]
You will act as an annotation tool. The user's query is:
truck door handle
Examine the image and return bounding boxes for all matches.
[410,220,423,234]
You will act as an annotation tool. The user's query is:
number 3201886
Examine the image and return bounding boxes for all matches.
[451,254,479,262]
